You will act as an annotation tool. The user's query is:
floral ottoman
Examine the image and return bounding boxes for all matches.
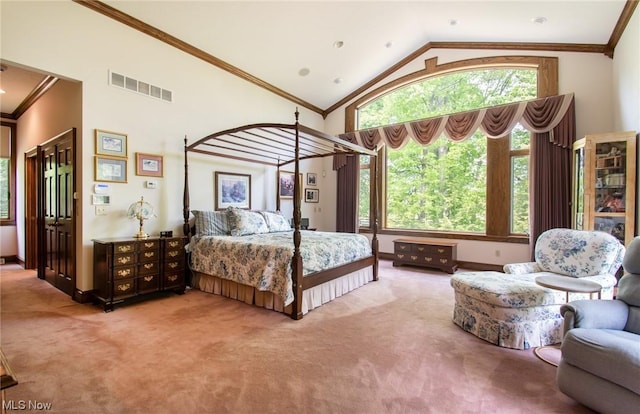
[450,271,615,350]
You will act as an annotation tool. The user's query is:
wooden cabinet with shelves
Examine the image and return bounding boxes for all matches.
[572,131,637,247]
[92,236,187,311]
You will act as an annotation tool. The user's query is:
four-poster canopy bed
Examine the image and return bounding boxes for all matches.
[183,111,379,319]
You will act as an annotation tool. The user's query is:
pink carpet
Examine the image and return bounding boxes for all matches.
[0,261,592,413]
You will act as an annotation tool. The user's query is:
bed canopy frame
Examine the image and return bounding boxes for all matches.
[183,110,380,319]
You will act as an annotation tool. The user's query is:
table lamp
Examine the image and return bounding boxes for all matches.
[127,196,156,239]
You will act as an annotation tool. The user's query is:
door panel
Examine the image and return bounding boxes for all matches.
[38,129,76,296]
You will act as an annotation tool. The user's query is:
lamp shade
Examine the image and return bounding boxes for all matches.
[127,196,155,238]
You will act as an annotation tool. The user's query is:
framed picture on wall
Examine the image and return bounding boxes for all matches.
[95,129,128,158]
[279,171,302,199]
[215,171,251,210]
[136,153,163,177]
[307,173,317,186]
[95,156,127,183]
[305,188,319,203]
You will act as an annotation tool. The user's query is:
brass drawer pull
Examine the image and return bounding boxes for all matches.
[168,275,178,282]
[397,254,405,259]
[168,251,179,257]
[438,248,445,253]
[117,245,132,253]
[417,247,425,252]
[411,255,418,261]
[440,258,448,264]
[399,245,407,250]
[425,257,433,262]
[169,262,178,269]
[169,241,180,247]
[144,276,154,282]
[144,242,155,248]
[117,269,131,277]
[144,252,155,258]
[117,283,131,292]
[144,263,154,270]
[117,256,131,265]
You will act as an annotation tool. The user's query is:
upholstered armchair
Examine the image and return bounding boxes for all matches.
[556,236,640,414]
[451,228,625,349]
[503,228,625,299]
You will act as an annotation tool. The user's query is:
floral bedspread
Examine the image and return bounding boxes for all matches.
[187,230,372,305]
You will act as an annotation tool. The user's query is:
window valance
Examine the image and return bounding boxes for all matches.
[339,93,575,150]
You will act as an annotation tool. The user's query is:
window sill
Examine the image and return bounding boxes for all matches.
[360,228,529,244]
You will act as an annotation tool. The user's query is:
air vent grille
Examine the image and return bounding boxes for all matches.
[109,71,173,103]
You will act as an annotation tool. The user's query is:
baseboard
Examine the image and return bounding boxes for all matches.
[0,255,19,265]
[379,252,503,272]
[73,289,96,304]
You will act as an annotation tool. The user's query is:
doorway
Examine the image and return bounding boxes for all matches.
[25,128,77,297]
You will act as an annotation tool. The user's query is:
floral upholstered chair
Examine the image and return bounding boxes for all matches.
[503,228,625,283]
[451,228,625,350]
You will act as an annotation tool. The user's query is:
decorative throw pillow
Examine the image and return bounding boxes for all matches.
[261,211,292,232]
[227,208,270,236]
[192,210,230,237]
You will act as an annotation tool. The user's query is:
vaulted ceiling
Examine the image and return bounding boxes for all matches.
[1,1,636,119]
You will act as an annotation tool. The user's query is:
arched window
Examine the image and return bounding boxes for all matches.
[349,56,558,241]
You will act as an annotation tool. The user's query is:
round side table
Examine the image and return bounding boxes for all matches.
[535,275,603,302]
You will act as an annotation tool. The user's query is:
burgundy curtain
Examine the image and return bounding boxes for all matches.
[334,154,358,232]
[338,93,576,245]
[529,98,576,257]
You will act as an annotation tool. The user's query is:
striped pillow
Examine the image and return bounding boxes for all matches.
[192,210,230,236]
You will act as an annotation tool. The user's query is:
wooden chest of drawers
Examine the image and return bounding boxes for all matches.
[393,238,458,274]
[92,236,187,311]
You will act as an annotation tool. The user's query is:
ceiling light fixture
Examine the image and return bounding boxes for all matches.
[333,41,344,49]
[334,77,343,84]
[532,16,547,24]
[448,19,458,26]
[385,41,394,49]
[298,68,310,77]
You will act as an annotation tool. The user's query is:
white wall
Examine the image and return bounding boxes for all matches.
[1,1,325,290]
[611,6,640,237]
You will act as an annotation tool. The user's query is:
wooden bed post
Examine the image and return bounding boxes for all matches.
[183,136,191,237]
[371,151,379,281]
[291,110,304,320]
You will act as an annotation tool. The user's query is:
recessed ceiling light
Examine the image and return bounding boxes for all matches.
[298,68,310,77]
[532,16,547,24]
[334,77,343,84]
[385,41,394,49]
[333,40,344,49]
[448,19,458,26]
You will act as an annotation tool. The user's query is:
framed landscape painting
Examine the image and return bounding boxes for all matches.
[95,129,127,158]
[279,171,302,199]
[215,172,251,210]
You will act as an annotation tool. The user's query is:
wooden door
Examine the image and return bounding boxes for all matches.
[38,129,76,296]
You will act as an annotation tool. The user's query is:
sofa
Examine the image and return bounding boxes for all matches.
[556,236,640,414]
[450,228,624,350]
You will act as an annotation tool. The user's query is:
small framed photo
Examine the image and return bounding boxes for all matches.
[279,171,302,199]
[307,173,317,186]
[95,129,127,158]
[215,172,251,210]
[95,156,127,183]
[136,153,163,177]
[305,188,319,203]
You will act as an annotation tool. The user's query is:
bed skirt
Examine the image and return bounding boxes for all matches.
[191,266,374,316]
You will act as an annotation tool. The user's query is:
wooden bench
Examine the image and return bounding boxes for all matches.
[393,238,458,274]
